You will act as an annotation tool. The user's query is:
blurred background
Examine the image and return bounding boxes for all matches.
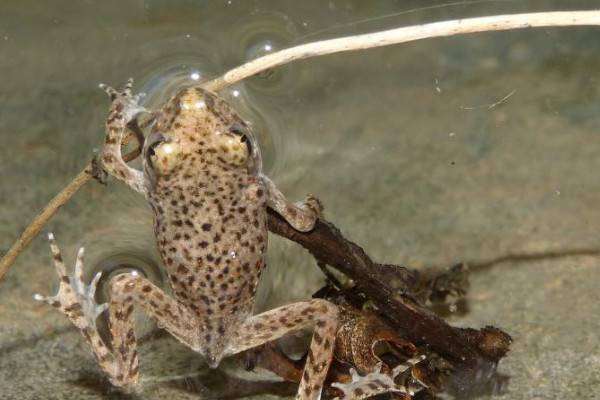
[1,1,600,398]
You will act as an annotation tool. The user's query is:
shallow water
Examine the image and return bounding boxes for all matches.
[2,0,600,399]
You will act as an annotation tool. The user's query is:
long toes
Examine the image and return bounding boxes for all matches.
[47,232,67,278]
[73,247,86,293]
[89,271,102,299]
[123,77,134,95]
[304,194,323,214]
[33,293,59,307]
[33,293,48,302]
[99,83,118,99]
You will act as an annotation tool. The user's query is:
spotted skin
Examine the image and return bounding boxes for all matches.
[36,80,335,400]
[107,272,198,386]
[229,299,338,399]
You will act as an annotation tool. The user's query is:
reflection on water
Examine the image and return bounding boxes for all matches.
[2,1,600,399]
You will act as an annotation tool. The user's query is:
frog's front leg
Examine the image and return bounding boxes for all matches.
[261,175,323,232]
[99,79,148,196]
[35,234,200,388]
[226,299,339,400]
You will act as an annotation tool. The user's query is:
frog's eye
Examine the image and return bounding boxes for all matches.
[229,123,252,154]
[144,134,165,168]
[144,132,180,177]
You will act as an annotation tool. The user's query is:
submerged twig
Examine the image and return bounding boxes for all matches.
[0,167,92,281]
[202,11,600,91]
[267,209,511,371]
[0,132,142,282]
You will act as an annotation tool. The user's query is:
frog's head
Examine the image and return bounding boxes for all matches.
[143,87,261,186]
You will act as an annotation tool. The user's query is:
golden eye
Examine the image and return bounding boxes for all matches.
[230,123,252,155]
[153,142,180,173]
[144,133,180,176]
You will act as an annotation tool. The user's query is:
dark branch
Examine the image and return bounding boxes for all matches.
[266,209,511,372]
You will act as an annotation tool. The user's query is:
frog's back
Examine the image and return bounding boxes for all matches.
[142,87,268,343]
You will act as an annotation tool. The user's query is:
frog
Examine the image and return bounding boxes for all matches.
[34,79,339,400]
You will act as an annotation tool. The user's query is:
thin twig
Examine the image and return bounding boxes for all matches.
[0,167,92,281]
[0,134,142,282]
[202,11,600,91]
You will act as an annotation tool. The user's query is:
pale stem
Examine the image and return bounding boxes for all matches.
[202,11,600,91]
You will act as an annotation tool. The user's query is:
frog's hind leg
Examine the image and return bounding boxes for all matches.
[105,271,199,386]
[35,233,199,388]
[261,175,322,232]
[99,78,148,196]
[227,299,339,400]
[34,233,114,376]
